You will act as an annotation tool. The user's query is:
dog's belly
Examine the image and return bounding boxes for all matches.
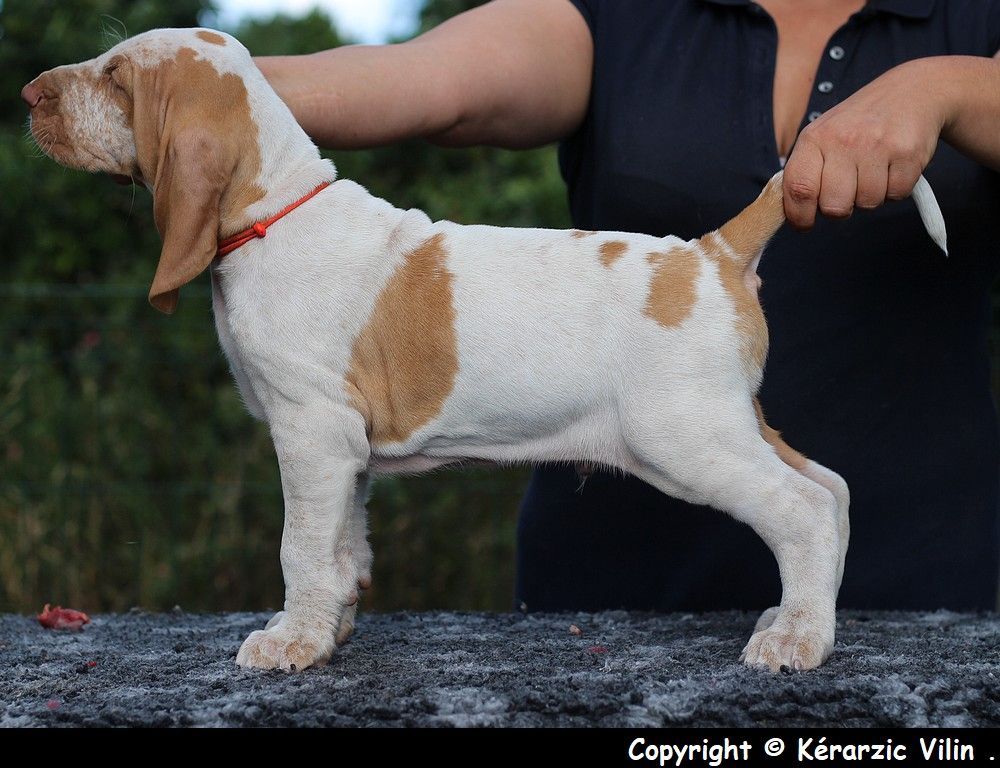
[368,454,465,475]
[369,404,626,473]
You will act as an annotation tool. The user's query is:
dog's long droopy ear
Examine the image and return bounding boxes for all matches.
[146,128,227,314]
[130,51,237,315]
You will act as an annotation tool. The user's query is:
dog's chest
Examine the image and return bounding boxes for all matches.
[210,268,267,421]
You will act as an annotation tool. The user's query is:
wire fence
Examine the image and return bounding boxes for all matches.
[2,285,998,614]
[0,283,527,614]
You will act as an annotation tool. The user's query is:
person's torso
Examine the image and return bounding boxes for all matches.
[560,0,1000,530]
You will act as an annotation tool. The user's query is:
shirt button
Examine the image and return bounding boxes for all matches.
[829,45,845,60]
[817,81,833,93]
[808,111,823,122]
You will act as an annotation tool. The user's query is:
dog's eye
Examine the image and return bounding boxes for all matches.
[104,61,128,93]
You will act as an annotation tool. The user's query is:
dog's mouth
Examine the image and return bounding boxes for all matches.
[107,167,146,187]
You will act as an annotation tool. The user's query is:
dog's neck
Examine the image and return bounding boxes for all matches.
[220,64,338,240]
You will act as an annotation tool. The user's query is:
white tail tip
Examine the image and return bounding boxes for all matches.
[912,175,948,256]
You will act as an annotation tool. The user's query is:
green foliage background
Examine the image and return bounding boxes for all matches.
[0,0,569,613]
[3,1,997,616]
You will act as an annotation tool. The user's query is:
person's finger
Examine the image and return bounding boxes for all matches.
[886,159,922,201]
[818,153,858,219]
[783,139,824,230]
[855,161,888,210]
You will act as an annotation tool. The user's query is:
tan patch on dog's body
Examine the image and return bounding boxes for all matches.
[753,398,808,471]
[346,233,459,445]
[196,30,227,45]
[700,232,768,373]
[571,230,596,239]
[599,240,628,268]
[643,247,700,328]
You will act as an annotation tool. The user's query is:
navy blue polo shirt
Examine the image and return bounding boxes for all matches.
[516,0,1000,611]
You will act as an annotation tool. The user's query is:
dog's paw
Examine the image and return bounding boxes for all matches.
[753,606,781,633]
[740,614,833,672]
[236,621,335,672]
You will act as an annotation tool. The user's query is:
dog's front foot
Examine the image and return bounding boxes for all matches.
[740,609,834,672]
[236,618,336,671]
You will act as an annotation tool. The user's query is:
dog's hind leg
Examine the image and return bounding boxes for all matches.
[624,397,841,671]
[751,399,850,632]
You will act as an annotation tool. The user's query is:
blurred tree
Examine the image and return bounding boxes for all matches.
[231,7,344,53]
[1,0,997,617]
[0,0,563,614]
[0,0,286,614]
[235,1,569,231]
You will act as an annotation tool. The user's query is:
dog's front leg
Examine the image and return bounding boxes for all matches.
[332,473,374,646]
[237,407,369,671]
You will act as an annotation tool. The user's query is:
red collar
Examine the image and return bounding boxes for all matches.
[217,182,332,257]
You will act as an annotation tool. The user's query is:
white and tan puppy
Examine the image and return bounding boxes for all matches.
[22,28,947,673]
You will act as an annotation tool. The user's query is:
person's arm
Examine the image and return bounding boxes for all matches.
[783,52,1000,228]
[253,0,593,150]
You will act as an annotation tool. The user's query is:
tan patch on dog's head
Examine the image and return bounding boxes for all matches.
[196,30,227,45]
[701,233,768,373]
[131,46,265,313]
[753,398,808,471]
[346,233,458,445]
[571,230,597,239]
[644,247,700,328]
[599,240,628,269]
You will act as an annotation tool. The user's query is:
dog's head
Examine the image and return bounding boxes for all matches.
[22,28,291,313]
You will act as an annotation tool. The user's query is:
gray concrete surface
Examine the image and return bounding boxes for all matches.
[1,610,997,727]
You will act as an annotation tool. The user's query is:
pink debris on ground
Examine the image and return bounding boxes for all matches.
[37,604,90,631]
[46,700,60,710]
[587,645,608,654]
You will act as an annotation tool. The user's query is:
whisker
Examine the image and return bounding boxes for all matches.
[100,15,128,51]
[24,124,48,158]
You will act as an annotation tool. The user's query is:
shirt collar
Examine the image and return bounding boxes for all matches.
[700,0,935,19]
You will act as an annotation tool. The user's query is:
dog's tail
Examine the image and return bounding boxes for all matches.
[715,171,786,269]
[716,169,948,268]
